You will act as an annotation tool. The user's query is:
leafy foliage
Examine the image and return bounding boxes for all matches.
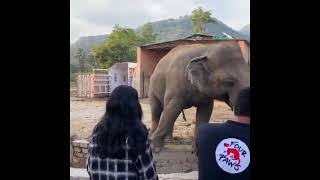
[75,48,86,72]
[92,25,139,68]
[191,7,215,34]
[91,24,157,68]
[137,22,157,45]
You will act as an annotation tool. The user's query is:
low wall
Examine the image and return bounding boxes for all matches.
[71,140,89,168]
[70,168,198,180]
[71,140,198,174]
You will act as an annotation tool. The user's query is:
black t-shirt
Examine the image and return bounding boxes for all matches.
[197,120,250,180]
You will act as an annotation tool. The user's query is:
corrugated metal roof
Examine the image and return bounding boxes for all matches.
[140,38,249,50]
[184,33,214,39]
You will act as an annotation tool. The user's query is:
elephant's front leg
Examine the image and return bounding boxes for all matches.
[193,101,214,153]
[151,100,183,153]
[164,125,174,142]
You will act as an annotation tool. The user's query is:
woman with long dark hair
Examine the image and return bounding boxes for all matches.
[87,85,158,180]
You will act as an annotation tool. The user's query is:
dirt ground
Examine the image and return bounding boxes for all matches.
[70,95,235,173]
[70,96,234,140]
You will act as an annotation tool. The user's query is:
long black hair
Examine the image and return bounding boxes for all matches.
[91,85,148,159]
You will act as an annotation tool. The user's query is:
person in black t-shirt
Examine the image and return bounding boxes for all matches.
[197,87,250,180]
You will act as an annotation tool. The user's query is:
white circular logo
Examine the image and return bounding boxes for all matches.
[215,138,250,174]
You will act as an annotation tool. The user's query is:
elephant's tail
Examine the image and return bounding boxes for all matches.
[182,110,187,121]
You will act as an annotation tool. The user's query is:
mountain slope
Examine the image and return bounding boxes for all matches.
[70,34,108,64]
[137,15,249,43]
[70,16,249,63]
[239,24,250,37]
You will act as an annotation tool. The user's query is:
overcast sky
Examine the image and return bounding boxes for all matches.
[70,0,250,44]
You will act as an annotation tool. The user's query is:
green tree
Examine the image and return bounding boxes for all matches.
[75,48,86,72]
[70,63,78,82]
[191,7,215,34]
[87,54,96,70]
[138,23,157,45]
[92,25,139,68]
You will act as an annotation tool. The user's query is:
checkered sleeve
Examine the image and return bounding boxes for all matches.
[86,156,92,179]
[134,139,158,180]
[86,137,94,179]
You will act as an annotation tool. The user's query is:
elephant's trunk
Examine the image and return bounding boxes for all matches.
[228,85,250,112]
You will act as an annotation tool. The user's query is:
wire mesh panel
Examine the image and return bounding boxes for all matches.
[93,74,111,96]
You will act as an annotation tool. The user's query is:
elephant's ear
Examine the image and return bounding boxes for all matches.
[185,56,210,91]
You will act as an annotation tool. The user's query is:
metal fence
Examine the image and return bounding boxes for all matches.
[76,70,111,98]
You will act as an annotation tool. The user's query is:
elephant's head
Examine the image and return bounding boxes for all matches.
[185,49,250,109]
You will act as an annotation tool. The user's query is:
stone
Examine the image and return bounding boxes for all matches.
[73,140,89,148]
[75,152,84,158]
[158,171,198,180]
[79,142,89,148]
[74,147,82,153]
[70,168,89,180]
[72,141,80,147]
[82,148,88,153]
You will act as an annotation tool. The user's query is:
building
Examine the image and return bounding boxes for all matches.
[76,62,137,98]
[133,34,250,98]
[109,62,137,93]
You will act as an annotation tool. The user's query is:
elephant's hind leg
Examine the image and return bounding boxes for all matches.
[149,93,163,136]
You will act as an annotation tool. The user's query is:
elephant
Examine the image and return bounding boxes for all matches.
[148,41,250,153]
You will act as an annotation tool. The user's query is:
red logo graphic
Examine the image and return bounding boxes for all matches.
[224,143,241,165]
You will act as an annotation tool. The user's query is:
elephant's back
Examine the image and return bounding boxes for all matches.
[153,44,208,76]
[150,44,209,100]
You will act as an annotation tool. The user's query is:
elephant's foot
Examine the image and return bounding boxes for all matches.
[164,134,174,142]
[191,141,197,154]
[153,141,165,153]
[151,136,165,153]
[149,131,154,137]
[149,124,159,137]
[154,145,163,153]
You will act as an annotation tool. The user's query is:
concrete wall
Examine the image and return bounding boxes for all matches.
[238,41,250,64]
[70,168,198,180]
[70,139,198,174]
[134,47,171,97]
[71,140,89,168]
[128,63,137,87]
[109,63,129,93]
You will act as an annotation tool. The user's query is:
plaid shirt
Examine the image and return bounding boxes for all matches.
[87,135,158,180]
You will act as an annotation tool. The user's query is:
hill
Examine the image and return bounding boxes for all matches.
[136,15,249,43]
[239,24,250,37]
[70,16,249,63]
[70,34,108,64]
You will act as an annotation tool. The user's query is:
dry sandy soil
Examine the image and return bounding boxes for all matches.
[70,95,235,174]
[70,96,234,140]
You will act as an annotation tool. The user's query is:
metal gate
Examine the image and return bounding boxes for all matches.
[93,74,111,97]
[76,69,111,98]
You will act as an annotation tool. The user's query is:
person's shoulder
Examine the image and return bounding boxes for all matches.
[199,122,226,133]
[197,122,234,142]
[198,123,219,142]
